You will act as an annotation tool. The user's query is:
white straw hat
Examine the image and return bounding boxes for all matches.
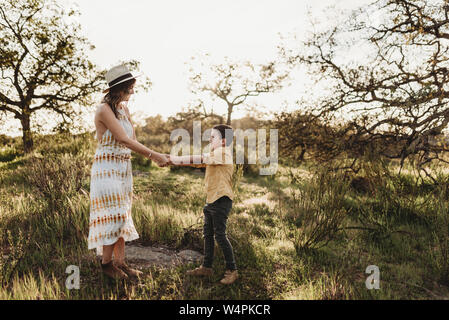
[103,64,141,93]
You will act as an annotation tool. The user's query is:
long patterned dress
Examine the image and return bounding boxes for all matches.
[88,106,139,255]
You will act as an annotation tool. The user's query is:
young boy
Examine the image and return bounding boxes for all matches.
[168,124,238,285]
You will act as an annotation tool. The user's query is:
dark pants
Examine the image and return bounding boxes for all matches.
[202,196,237,271]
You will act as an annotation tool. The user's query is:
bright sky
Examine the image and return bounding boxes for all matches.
[69,0,371,125]
[2,0,373,136]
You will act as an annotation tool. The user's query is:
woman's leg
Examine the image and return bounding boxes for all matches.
[113,237,142,277]
[102,237,124,264]
[102,244,115,264]
[113,237,125,265]
[101,240,128,279]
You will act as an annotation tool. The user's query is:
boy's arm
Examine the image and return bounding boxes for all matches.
[203,148,233,165]
[168,154,207,167]
[168,148,232,167]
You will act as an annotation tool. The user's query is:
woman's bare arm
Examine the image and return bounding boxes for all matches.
[97,104,168,165]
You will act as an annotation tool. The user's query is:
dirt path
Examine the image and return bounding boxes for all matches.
[123,244,203,269]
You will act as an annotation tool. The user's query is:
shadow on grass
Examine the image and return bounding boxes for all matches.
[177,230,270,299]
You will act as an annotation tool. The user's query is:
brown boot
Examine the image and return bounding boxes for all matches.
[101,261,128,280]
[186,266,213,277]
[116,262,143,278]
[220,270,238,285]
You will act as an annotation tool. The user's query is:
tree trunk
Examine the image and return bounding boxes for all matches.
[21,114,33,153]
[226,104,233,125]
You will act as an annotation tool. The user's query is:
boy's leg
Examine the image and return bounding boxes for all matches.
[210,198,237,271]
[202,204,215,269]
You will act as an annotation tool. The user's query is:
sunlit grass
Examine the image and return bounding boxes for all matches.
[1,133,449,299]
[0,270,64,300]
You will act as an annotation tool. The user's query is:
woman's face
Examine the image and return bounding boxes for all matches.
[122,84,135,102]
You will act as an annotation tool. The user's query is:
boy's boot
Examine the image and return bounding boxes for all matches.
[220,270,238,285]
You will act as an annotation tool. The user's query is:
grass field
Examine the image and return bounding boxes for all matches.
[1,133,449,299]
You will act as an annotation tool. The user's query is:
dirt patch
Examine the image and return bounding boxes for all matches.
[124,244,203,269]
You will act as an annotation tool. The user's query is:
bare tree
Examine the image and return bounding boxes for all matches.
[188,55,288,125]
[172,100,225,125]
[0,0,103,152]
[282,0,449,178]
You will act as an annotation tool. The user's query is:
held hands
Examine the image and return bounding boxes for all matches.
[165,154,174,166]
[151,152,170,167]
[151,154,200,167]
[162,154,175,166]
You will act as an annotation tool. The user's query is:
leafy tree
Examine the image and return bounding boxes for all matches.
[283,0,449,179]
[0,0,103,152]
[274,110,381,172]
[188,55,288,125]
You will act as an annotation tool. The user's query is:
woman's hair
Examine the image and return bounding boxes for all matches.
[102,78,136,118]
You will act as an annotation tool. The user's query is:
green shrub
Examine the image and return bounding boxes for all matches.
[426,185,449,284]
[24,153,90,210]
[286,167,350,253]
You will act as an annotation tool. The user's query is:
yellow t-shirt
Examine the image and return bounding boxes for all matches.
[203,146,234,204]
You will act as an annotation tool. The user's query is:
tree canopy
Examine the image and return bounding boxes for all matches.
[188,54,288,125]
[282,0,449,178]
[0,0,103,152]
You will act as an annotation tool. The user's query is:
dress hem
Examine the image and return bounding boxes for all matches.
[88,234,139,256]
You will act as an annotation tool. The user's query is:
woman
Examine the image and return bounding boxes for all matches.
[88,64,168,280]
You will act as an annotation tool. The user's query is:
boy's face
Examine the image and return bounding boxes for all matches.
[209,129,225,150]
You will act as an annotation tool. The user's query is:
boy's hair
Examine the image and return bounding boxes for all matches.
[213,124,233,147]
